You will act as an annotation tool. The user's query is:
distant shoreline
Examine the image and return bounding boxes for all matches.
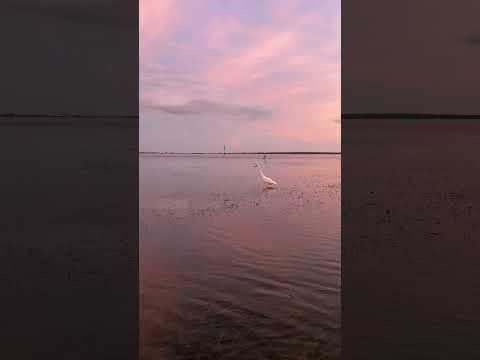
[342,113,480,119]
[0,113,138,118]
[140,152,341,155]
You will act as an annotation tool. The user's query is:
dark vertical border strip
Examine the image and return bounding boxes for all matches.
[0,1,138,359]
[342,1,480,359]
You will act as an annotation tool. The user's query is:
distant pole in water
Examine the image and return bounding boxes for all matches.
[224,145,226,155]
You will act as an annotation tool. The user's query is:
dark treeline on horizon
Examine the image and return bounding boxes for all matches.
[0,113,138,118]
[342,113,480,119]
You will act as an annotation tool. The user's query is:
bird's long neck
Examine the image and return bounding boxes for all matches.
[259,169,265,177]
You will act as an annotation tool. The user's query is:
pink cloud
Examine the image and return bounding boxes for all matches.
[140,0,178,64]
[206,30,297,87]
[140,0,340,151]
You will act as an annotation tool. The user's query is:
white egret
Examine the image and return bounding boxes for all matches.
[253,163,277,187]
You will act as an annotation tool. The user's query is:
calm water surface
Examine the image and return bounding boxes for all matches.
[140,154,340,359]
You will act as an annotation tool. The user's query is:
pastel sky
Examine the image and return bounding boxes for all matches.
[140,0,340,152]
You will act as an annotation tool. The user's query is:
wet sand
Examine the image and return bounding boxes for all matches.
[342,119,480,359]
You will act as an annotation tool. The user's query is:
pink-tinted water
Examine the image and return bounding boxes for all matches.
[140,154,340,359]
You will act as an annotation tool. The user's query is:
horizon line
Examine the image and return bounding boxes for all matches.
[342,113,480,119]
[140,151,341,155]
[0,113,138,118]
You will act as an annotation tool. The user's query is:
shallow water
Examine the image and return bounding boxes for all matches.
[140,154,341,359]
